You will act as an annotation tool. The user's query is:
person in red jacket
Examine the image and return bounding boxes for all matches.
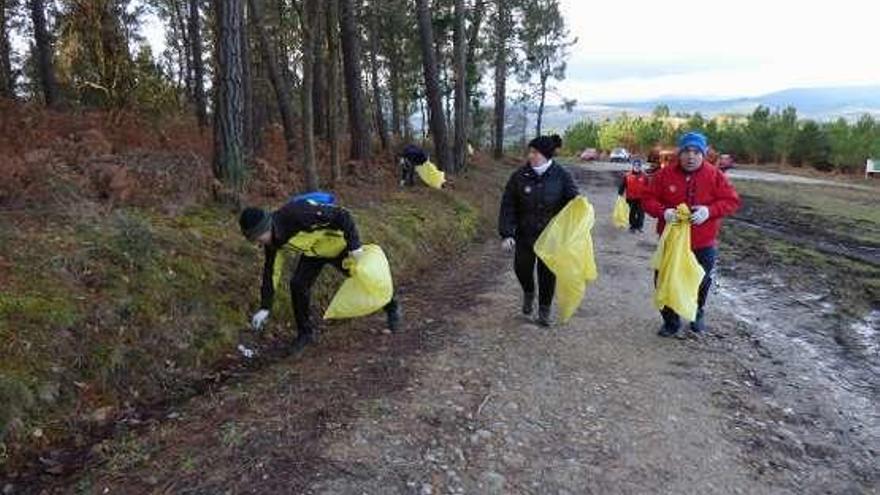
[642,131,741,336]
[617,159,648,232]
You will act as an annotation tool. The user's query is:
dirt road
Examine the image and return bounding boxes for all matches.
[16,168,878,494]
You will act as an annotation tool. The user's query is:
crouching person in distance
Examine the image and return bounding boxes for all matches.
[398,144,428,187]
[239,195,402,353]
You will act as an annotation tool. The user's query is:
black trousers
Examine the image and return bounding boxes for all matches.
[659,246,717,330]
[514,239,556,308]
[627,199,645,231]
[291,254,398,336]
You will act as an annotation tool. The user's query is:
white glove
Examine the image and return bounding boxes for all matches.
[663,208,679,224]
[691,206,710,225]
[251,309,270,331]
[501,238,516,252]
[350,247,365,260]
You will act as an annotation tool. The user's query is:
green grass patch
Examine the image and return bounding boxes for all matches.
[732,180,880,245]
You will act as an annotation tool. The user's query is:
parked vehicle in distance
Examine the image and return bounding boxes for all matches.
[579,148,599,161]
[610,148,631,163]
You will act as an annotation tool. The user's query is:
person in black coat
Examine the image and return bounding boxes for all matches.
[498,134,579,326]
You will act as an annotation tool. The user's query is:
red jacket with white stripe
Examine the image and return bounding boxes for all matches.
[642,161,741,249]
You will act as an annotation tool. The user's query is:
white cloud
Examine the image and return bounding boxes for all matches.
[557,0,880,101]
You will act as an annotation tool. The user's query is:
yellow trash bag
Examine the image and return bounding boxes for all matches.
[651,204,706,322]
[612,195,630,229]
[324,244,394,319]
[416,161,446,189]
[288,229,347,258]
[534,196,599,323]
[272,230,348,290]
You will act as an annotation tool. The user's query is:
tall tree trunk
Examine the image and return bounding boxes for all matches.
[388,51,401,139]
[311,0,327,139]
[0,0,13,97]
[492,0,509,159]
[249,0,301,175]
[242,3,255,158]
[250,36,271,155]
[300,0,320,190]
[419,96,426,140]
[368,5,389,150]
[339,0,371,161]
[172,0,191,95]
[29,0,59,107]
[415,0,451,172]
[535,74,547,137]
[189,0,208,127]
[464,0,486,133]
[213,0,246,196]
[452,0,466,172]
[326,0,341,183]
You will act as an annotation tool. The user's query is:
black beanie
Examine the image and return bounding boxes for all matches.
[528,134,563,160]
[239,207,272,241]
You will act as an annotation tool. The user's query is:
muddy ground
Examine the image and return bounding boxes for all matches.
[5,167,879,494]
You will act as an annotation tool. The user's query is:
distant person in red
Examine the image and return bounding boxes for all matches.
[642,131,741,337]
[617,159,648,233]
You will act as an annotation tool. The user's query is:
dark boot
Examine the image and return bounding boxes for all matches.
[690,309,706,334]
[537,306,553,327]
[385,299,402,333]
[658,308,681,337]
[522,292,535,316]
[292,327,319,354]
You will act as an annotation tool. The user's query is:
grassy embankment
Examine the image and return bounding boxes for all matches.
[0,148,512,470]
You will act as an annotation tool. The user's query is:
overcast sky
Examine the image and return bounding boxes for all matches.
[141,0,879,104]
[556,0,880,102]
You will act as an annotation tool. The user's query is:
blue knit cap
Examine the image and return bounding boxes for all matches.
[678,131,708,155]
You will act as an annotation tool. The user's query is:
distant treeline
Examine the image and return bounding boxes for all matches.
[564,105,880,173]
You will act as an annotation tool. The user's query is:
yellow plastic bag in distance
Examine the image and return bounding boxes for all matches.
[612,195,630,229]
[534,196,598,323]
[651,204,706,322]
[416,161,446,189]
[324,244,394,319]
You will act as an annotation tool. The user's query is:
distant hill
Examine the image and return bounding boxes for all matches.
[537,85,880,133]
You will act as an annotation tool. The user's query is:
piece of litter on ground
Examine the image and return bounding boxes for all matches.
[237,344,257,359]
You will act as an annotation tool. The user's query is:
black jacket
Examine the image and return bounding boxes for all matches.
[260,201,361,309]
[498,162,579,244]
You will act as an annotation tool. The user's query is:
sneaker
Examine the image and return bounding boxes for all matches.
[386,300,402,333]
[537,306,553,327]
[522,292,535,316]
